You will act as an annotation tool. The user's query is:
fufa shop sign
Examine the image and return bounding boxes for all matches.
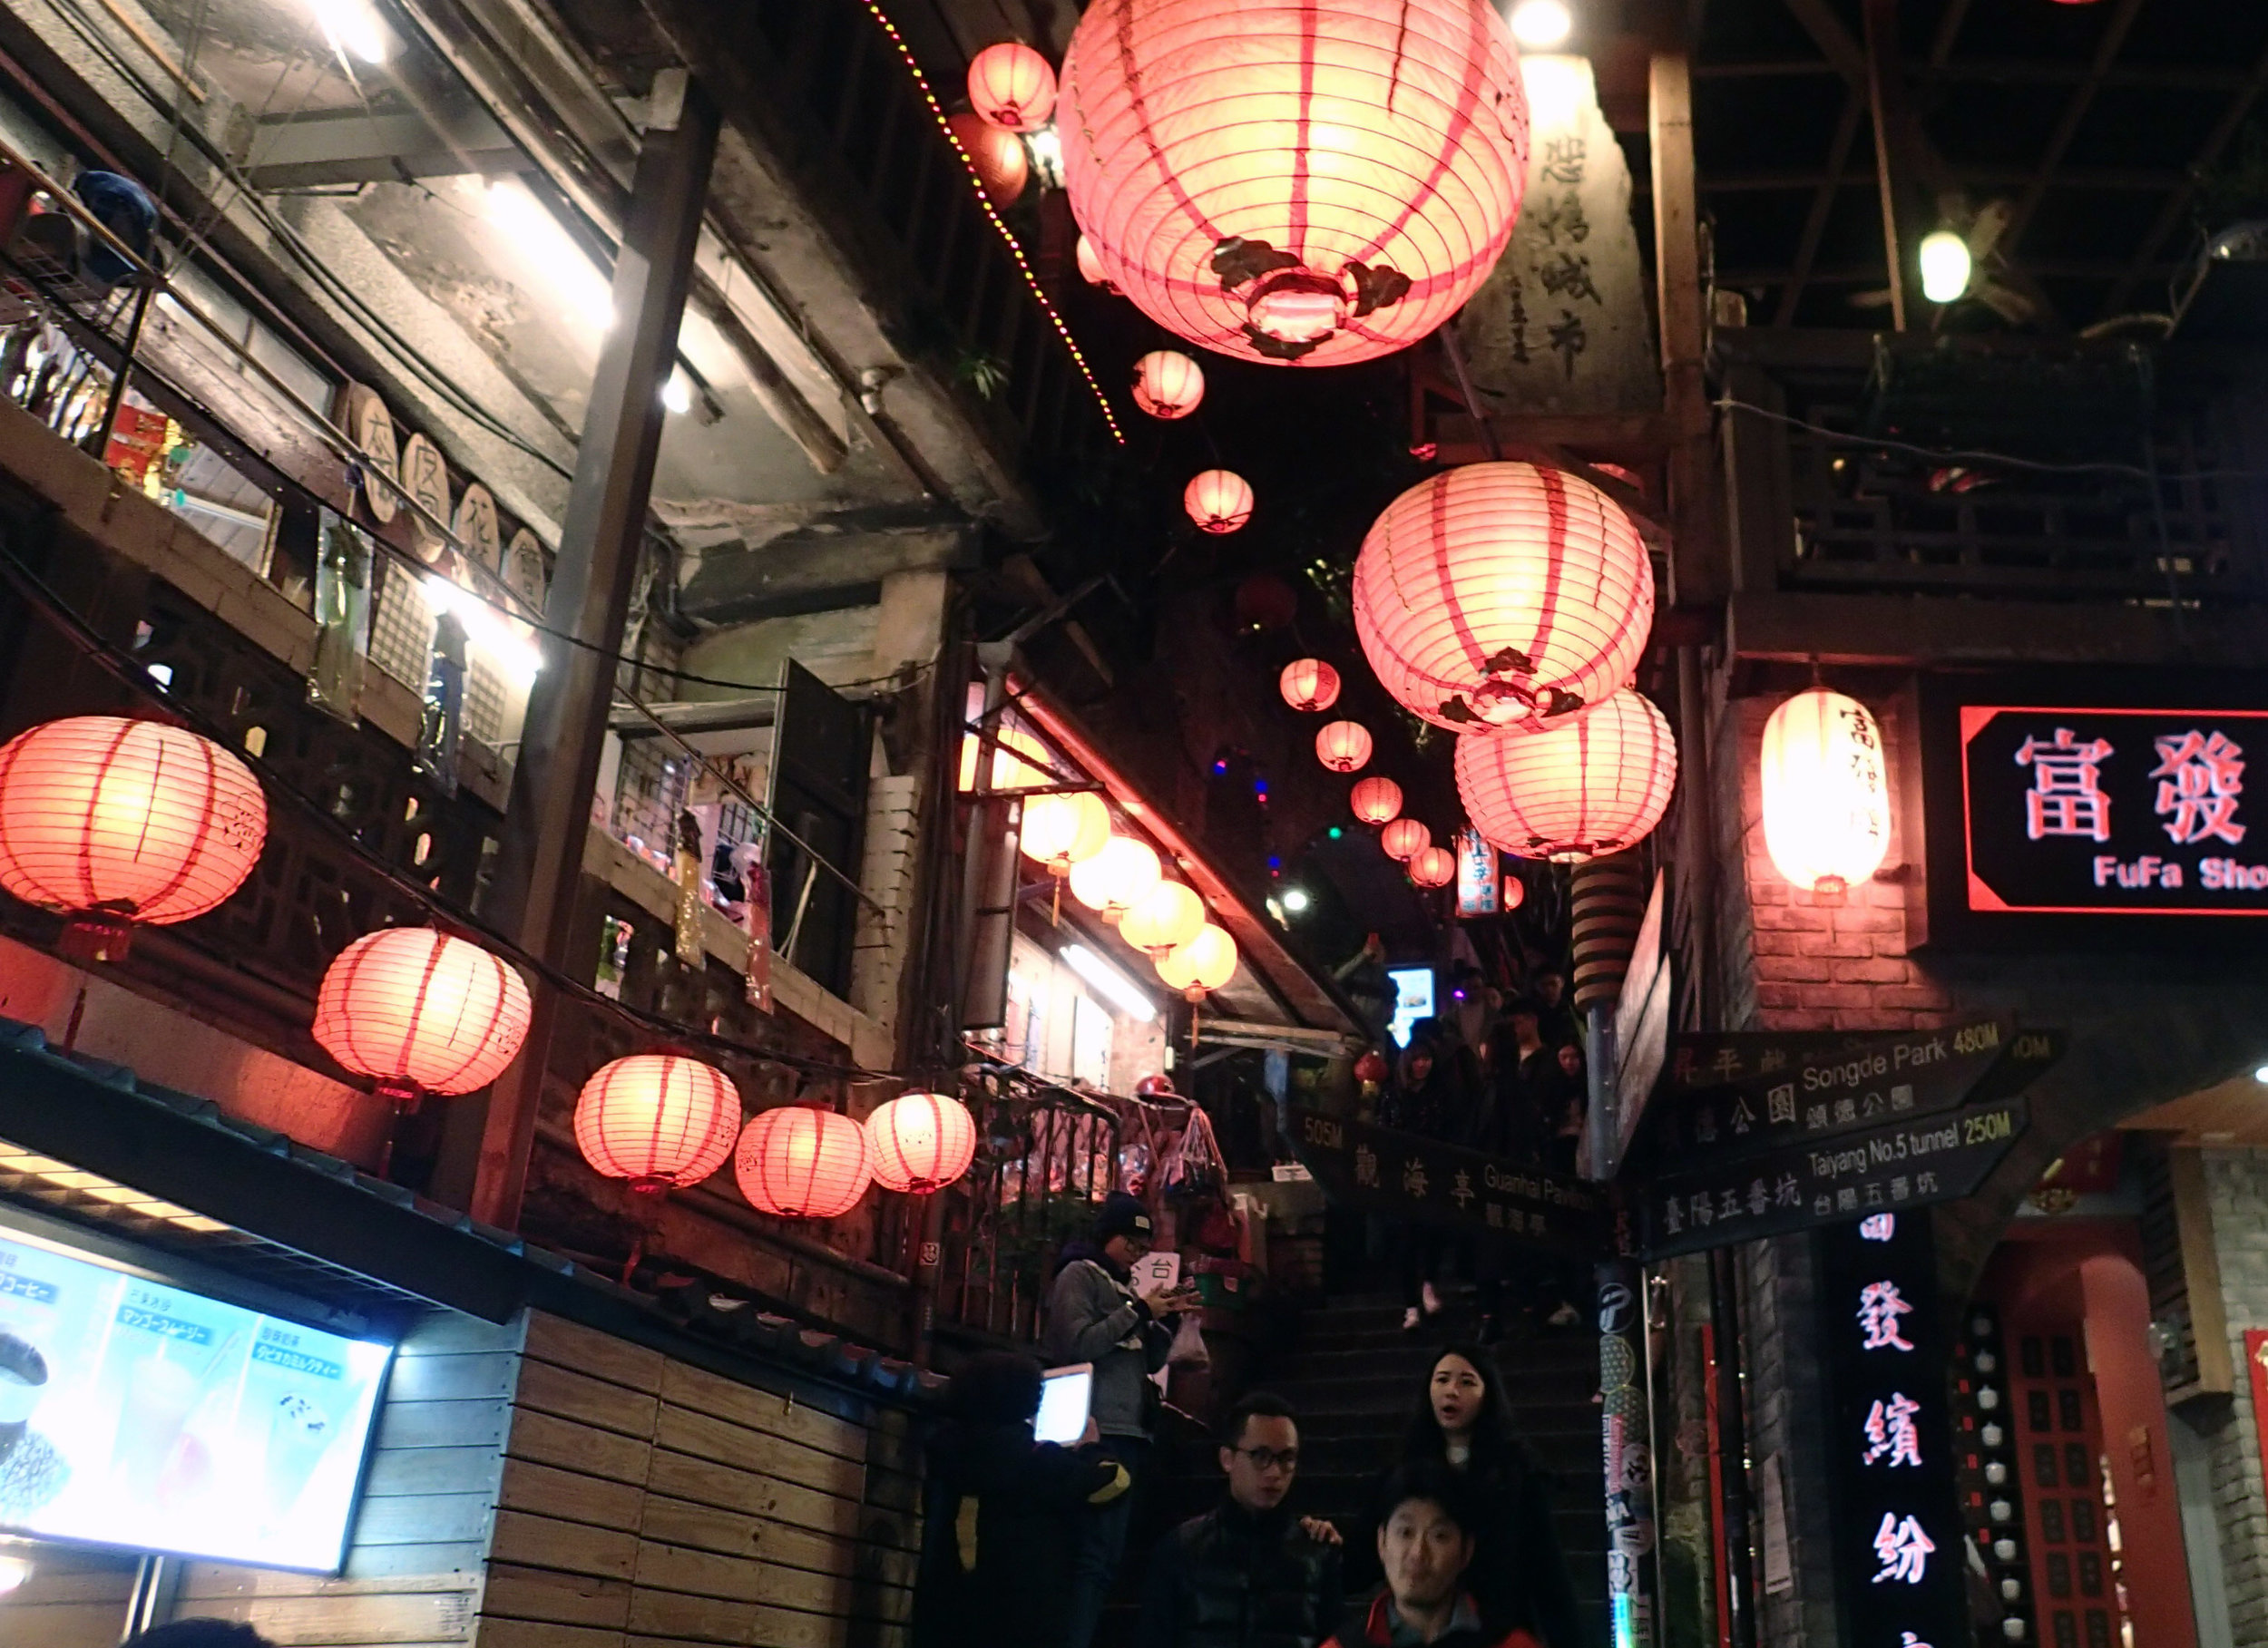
[1919,675,2268,943]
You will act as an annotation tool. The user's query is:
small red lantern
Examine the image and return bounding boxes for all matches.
[968,42,1057,133]
[1410,846,1456,888]
[1130,350,1205,419]
[1350,775,1403,825]
[1501,873,1526,912]
[0,715,267,961]
[574,1053,740,1194]
[1454,688,1677,862]
[735,1105,873,1219]
[1279,658,1341,714]
[866,1091,979,1193]
[1380,817,1431,862]
[313,926,532,1110]
[947,112,1030,208]
[1315,720,1373,774]
[1185,470,1253,534]
[1354,1049,1389,1085]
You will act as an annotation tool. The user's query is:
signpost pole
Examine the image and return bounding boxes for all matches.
[1599,1258,1658,1648]
[1707,1245,1759,1648]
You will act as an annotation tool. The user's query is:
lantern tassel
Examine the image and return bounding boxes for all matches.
[1052,877,1061,926]
[59,907,135,966]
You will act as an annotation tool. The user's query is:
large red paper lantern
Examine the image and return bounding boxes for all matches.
[1070,834,1162,921]
[1454,688,1677,862]
[1120,880,1206,956]
[866,1091,979,1193]
[1381,816,1431,862]
[1280,658,1341,713]
[574,1053,740,1194]
[1131,350,1205,419]
[968,42,1057,132]
[947,112,1030,208]
[1156,922,1237,1000]
[1409,846,1457,888]
[1350,775,1403,824]
[1315,720,1373,774]
[0,715,266,960]
[313,927,532,1107]
[1058,0,1529,366]
[1354,462,1655,735]
[735,1105,873,1219]
[1076,235,1115,290]
[1186,470,1254,533]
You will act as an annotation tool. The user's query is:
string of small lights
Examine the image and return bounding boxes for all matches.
[852,0,1125,446]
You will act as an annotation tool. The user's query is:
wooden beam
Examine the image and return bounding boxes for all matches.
[1726,590,2268,669]
[1862,0,1915,329]
[1649,51,1721,605]
[1774,92,1866,326]
[2002,0,2147,255]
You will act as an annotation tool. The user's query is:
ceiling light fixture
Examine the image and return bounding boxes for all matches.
[1281,886,1312,913]
[1509,0,1573,49]
[308,0,390,63]
[1919,228,1972,305]
[484,178,614,333]
[1061,943,1158,1021]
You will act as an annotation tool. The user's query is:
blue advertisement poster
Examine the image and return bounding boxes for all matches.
[0,1225,393,1572]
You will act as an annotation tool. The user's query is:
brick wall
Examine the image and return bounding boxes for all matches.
[2197,1148,2268,1641]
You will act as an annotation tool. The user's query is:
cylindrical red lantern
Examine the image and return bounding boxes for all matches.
[1454,688,1677,862]
[313,927,532,1108]
[1279,658,1341,714]
[866,1091,979,1193]
[1131,350,1205,419]
[1315,720,1373,774]
[574,1053,741,1193]
[1381,817,1431,862]
[0,715,267,961]
[968,42,1057,132]
[947,112,1030,208]
[1410,846,1457,888]
[1354,462,1655,735]
[1350,775,1403,825]
[1058,0,1529,366]
[1120,880,1206,956]
[1185,470,1254,534]
[735,1105,873,1219]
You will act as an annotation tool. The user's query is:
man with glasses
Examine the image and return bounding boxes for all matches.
[1137,1391,1343,1648]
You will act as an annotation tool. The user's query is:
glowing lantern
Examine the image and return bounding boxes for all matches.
[959,721,1052,792]
[1353,462,1655,735]
[968,42,1057,132]
[1156,922,1237,1000]
[313,927,532,1108]
[0,715,267,961]
[1381,817,1431,862]
[1280,658,1341,714]
[1076,235,1114,289]
[1018,791,1111,874]
[1120,880,1206,956]
[866,1091,979,1192]
[1057,0,1530,366]
[1185,470,1254,534]
[1131,351,1205,419]
[1410,846,1457,888]
[1354,1049,1389,1085]
[1454,688,1677,862]
[1760,687,1892,898]
[573,1053,740,1194]
[947,112,1030,208]
[1070,834,1161,922]
[735,1105,873,1219]
[1315,721,1373,774]
[1350,775,1403,824]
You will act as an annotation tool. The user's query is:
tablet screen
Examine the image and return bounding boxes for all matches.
[1034,1363,1093,1445]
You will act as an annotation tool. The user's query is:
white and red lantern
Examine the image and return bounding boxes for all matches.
[1454,688,1677,862]
[1350,775,1403,825]
[1381,817,1431,862]
[1410,846,1457,888]
[1185,470,1254,534]
[968,42,1057,132]
[866,1091,978,1193]
[313,926,531,1109]
[1353,462,1655,735]
[1760,687,1892,898]
[947,112,1030,208]
[1058,0,1530,366]
[1279,658,1341,714]
[1130,350,1205,419]
[735,1105,873,1219]
[574,1053,740,1193]
[1315,720,1373,774]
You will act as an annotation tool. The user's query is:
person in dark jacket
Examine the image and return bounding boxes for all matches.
[1138,1392,1343,1648]
[1322,1462,1537,1648]
[914,1351,1133,1648]
[1381,1033,1474,1331]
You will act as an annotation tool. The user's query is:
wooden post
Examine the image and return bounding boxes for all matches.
[1649,53,1719,607]
[1862,0,1913,330]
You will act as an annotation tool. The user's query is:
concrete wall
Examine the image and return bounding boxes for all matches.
[2192,1149,2268,1643]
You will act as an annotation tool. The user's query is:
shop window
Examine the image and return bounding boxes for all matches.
[2039,1500,2066,1543]
[2022,1336,2046,1378]
[2033,1443,2059,1487]
[2047,1551,2072,1596]
[2064,1443,2090,1485]
[2029,1390,2055,1431]
[2070,1499,2097,1543]
[2051,1336,2077,1378]
[2059,1390,2084,1431]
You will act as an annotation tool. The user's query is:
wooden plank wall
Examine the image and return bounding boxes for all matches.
[479,1312,920,1648]
[0,1545,142,1645]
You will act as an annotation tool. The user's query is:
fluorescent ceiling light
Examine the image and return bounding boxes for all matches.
[308,0,390,63]
[485,179,614,333]
[1061,943,1157,1022]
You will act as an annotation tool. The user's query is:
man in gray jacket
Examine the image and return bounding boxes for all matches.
[1046,1191,1202,1648]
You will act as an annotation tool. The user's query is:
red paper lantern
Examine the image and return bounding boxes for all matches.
[866,1091,979,1193]
[0,715,266,960]
[968,42,1057,132]
[947,112,1030,208]
[1131,350,1205,419]
[1350,775,1403,825]
[313,927,532,1107]
[1354,1049,1389,1084]
[1381,817,1431,862]
[1501,873,1526,912]
[1279,658,1342,714]
[1354,462,1655,735]
[1058,0,1529,366]
[1454,688,1677,862]
[1186,470,1254,533]
[574,1053,741,1193]
[1410,846,1457,888]
[1315,720,1373,774]
[735,1105,873,1219]
[1076,234,1115,290]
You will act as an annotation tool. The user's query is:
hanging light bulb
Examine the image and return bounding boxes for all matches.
[1920,229,1972,304]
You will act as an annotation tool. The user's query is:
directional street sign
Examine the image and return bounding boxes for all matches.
[1637,1095,2028,1261]
[1287,1107,1606,1260]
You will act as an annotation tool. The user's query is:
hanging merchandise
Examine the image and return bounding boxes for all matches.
[1168,1311,1211,1370]
[947,112,1030,207]
[1130,350,1206,419]
[1279,658,1342,714]
[1454,687,1677,861]
[1185,469,1254,533]
[573,1053,742,1193]
[1760,687,1892,899]
[1381,817,1431,862]
[1057,0,1530,366]
[967,41,1057,132]
[670,810,709,967]
[1162,1104,1227,1202]
[308,510,373,723]
[312,926,532,1111]
[1315,720,1373,774]
[732,840,774,1012]
[1121,880,1207,956]
[1410,845,1457,888]
[865,1090,980,1193]
[1353,462,1654,734]
[1350,775,1403,824]
[1070,834,1162,922]
[413,611,466,796]
[735,1104,873,1218]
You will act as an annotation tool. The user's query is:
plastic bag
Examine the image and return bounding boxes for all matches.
[1167,1311,1210,1370]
